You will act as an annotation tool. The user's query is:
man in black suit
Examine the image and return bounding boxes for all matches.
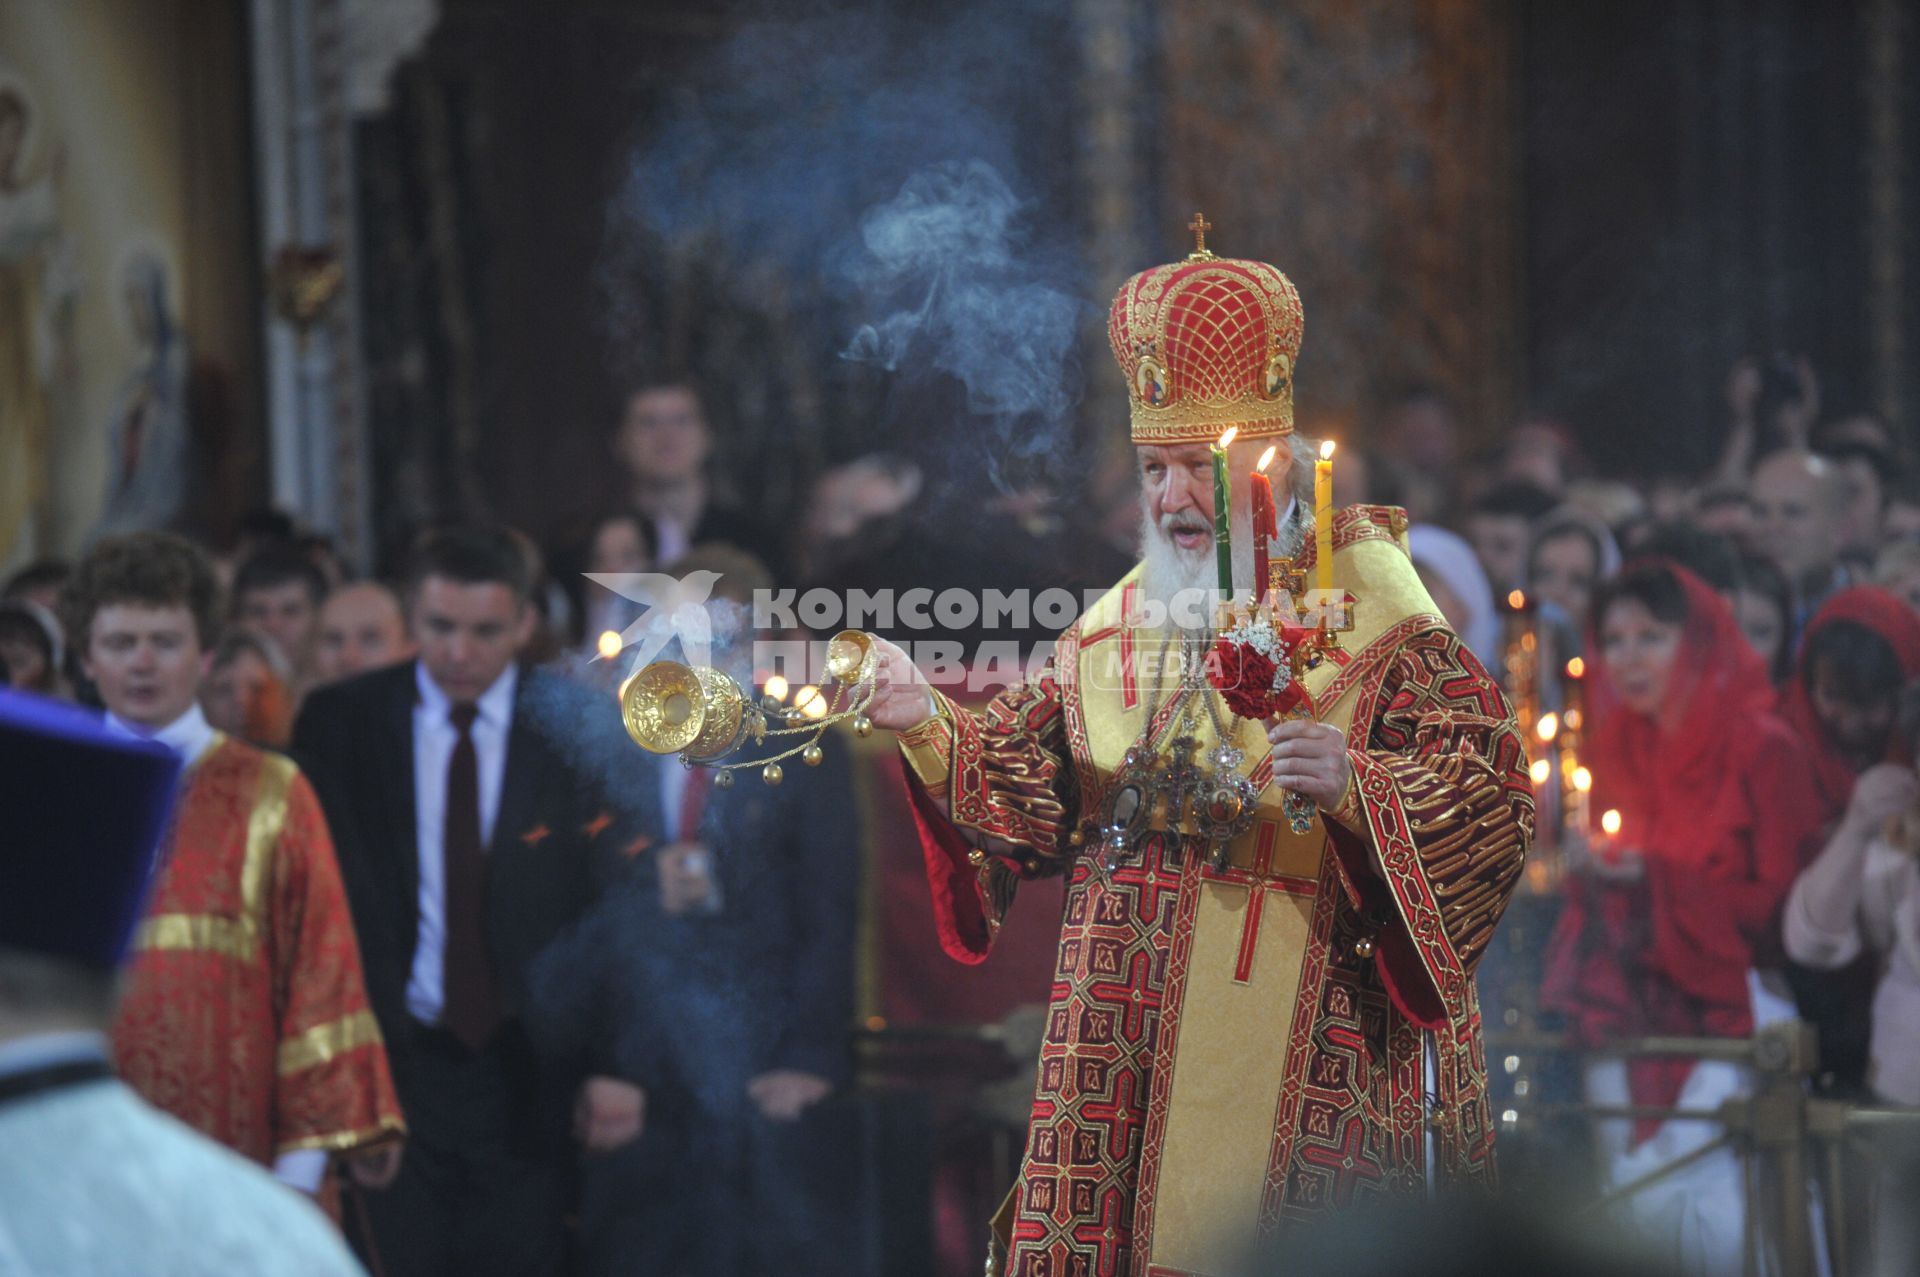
[294,525,650,1277]
[532,654,862,1277]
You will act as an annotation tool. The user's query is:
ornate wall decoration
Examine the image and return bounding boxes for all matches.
[1156,0,1519,447]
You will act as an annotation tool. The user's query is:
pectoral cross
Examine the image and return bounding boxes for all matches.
[1188,211,1214,259]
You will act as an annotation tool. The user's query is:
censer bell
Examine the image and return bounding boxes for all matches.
[617,630,879,776]
[618,661,749,761]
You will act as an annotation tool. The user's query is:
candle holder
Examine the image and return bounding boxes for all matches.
[1217,556,1355,664]
[619,629,879,787]
[1206,556,1357,839]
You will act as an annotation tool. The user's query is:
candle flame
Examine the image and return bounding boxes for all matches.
[595,630,623,661]
[795,685,828,719]
[1319,440,1336,461]
[1508,590,1527,610]
[1565,656,1586,679]
[1217,426,1239,449]
[1529,758,1551,785]
[1565,709,1583,732]
[1573,766,1593,793]
[1600,809,1623,836]
[763,674,789,702]
[1257,444,1278,472]
[1535,712,1559,743]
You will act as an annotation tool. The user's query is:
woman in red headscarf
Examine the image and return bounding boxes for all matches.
[1781,586,1920,822]
[1775,587,1920,1103]
[1542,560,1824,1276]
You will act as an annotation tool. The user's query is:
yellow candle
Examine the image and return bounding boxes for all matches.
[1315,440,1336,596]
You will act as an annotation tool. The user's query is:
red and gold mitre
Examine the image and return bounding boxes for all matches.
[1107,216,1304,444]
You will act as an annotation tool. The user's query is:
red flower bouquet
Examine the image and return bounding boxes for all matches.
[1210,613,1315,720]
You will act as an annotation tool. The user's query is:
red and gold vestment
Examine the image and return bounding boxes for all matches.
[900,509,1534,1277]
[112,735,404,1173]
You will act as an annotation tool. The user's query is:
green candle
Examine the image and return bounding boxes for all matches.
[1212,427,1237,597]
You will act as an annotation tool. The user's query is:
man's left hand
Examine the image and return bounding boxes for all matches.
[1265,718,1351,810]
[747,1070,832,1122]
[346,1141,404,1190]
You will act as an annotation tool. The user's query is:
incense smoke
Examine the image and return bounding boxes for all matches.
[599,2,1092,497]
[840,160,1085,477]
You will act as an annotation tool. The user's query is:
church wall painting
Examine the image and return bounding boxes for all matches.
[0,0,258,569]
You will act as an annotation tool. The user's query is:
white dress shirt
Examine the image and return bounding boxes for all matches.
[105,702,216,769]
[406,661,518,1026]
[660,757,691,843]
[102,702,327,1193]
[651,514,691,569]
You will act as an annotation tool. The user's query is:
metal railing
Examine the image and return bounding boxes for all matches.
[1490,1021,1920,1277]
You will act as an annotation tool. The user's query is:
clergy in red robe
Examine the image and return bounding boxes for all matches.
[61,532,404,1199]
[863,233,1534,1277]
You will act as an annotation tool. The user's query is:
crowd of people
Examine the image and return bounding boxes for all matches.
[0,382,872,1276]
[1360,357,1920,1274]
[4,353,1920,1275]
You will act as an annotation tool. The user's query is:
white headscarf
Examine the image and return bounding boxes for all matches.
[1408,524,1502,667]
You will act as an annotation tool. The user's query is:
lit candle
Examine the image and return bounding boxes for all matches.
[1212,427,1238,597]
[1570,765,1593,839]
[596,630,623,661]
[1252,445,1278,604]
[1315,441,1336,597]
[1563,656,1586,734]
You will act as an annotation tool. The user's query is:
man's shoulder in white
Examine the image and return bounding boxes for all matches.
[0,1080,363,1276]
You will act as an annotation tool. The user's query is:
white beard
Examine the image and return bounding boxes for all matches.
[1136,493,1307,637]
[1138,495,1218,638]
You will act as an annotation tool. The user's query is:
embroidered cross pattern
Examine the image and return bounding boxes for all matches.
[1205,820,1318,983]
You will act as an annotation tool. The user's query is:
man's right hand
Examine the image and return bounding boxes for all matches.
[574,1075,646,1153]
[864,635,937,731]
[1844,763,1918,838]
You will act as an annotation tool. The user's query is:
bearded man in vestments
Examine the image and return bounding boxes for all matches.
[863,230,1535,1276]
[60,532,405,1205]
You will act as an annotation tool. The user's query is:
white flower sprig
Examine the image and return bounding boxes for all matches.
[1222,614,1297,694]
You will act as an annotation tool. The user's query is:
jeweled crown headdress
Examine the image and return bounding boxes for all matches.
[1108,214,1305,444]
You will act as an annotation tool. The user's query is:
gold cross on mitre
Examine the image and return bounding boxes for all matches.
[1187,211,1216,260]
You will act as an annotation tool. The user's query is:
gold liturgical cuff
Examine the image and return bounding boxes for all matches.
[1329,757,1367,831]
[898,690,956,796]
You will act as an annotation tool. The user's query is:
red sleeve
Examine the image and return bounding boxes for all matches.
[1734,720,1826,951]
[268,769,406,1156]
[1323,629,1536,1029]
[900,666,1075,965]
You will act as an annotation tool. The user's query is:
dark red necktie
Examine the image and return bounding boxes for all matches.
[679,764,712,842]
[442,702,500,1049]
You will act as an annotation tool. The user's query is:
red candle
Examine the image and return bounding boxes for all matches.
[1252,445,1279,603]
